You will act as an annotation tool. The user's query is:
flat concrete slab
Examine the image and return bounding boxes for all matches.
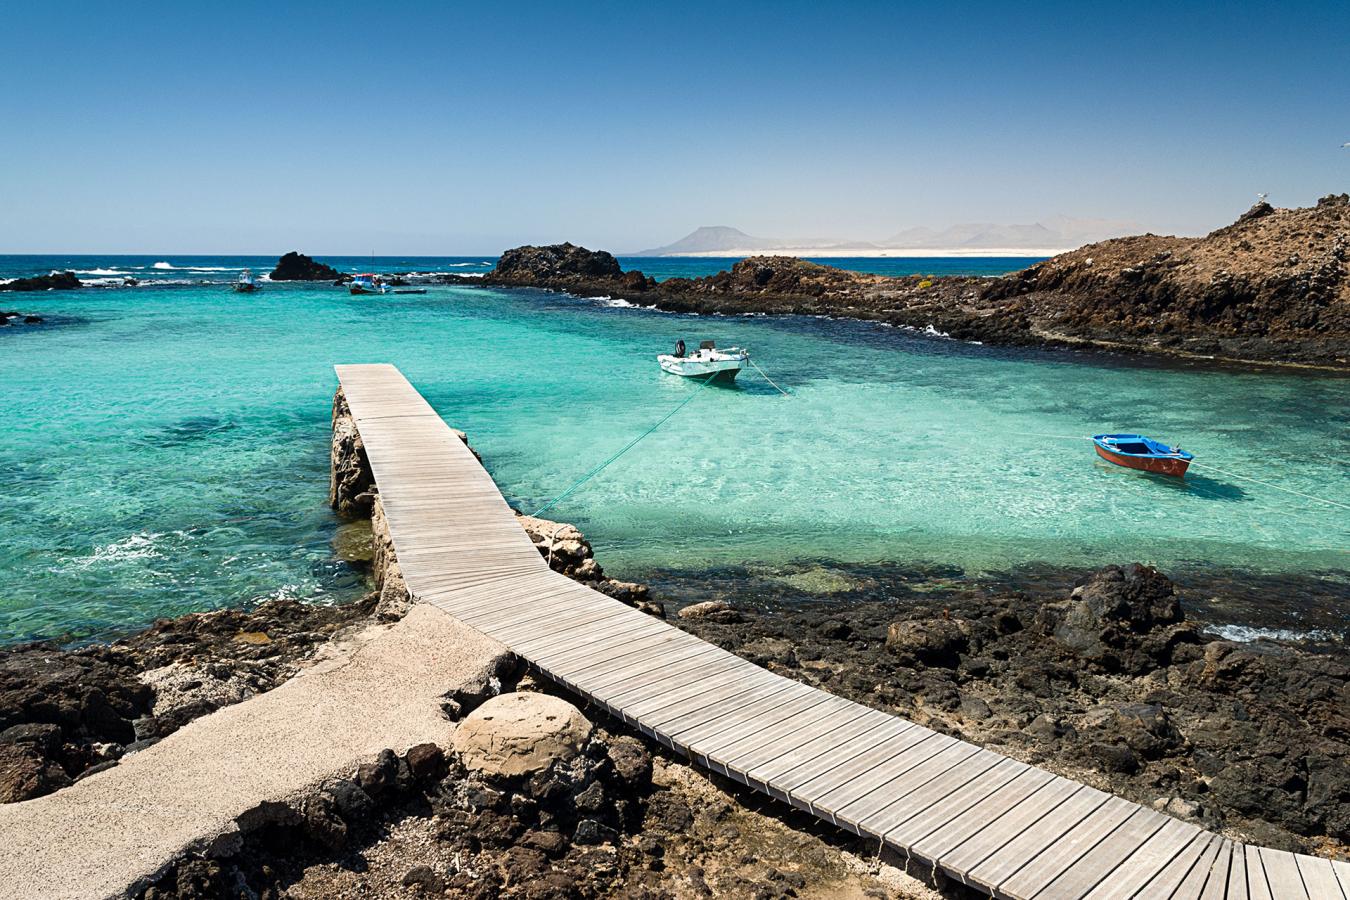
[0,604,508,900]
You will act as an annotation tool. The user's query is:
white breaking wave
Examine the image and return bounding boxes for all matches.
[1208,624,1340,645]
[151,261,175,270]
[72,533,165,567]
[73,268,133,276]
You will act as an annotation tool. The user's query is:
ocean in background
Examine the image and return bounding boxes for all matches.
[0,254,1041,288]
[1,255,1345,646]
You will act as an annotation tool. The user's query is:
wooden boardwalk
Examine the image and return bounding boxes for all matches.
[336,364,1348,900]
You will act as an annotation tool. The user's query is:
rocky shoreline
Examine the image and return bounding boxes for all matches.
[482,196,1350,368]
[1,391,1344,897]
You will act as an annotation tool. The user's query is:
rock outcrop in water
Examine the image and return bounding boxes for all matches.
[268,251,343,282]
[0,271,80,292]
[0,311,45,327]
[487,196,1350,366]
[488,242,656,294]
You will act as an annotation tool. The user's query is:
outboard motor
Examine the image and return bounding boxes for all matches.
[674,339,686,358]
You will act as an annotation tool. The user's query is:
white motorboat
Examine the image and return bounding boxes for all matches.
[233,269,260,293]
[657,340,749,383]
[350,273,389,295]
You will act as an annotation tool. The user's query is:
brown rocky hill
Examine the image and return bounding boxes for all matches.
[485,198,1350,367]
[983,195,1350,365]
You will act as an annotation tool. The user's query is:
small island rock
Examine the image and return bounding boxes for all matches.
[0,271,81,292]
[269,252,343,282]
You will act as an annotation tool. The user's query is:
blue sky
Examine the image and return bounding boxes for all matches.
[3,0,1348,253]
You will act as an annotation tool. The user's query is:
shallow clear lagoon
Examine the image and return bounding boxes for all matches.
[2,269,1346,643]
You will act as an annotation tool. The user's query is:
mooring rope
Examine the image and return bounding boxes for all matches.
[1186,461,1350,512]
[532,372,722,518]
[749,358,791,396]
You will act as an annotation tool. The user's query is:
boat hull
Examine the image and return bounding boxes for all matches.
[658,357,744,382]
[1093,443,1191,477]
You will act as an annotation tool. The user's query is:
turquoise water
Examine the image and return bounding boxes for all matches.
[0,254,1038,288]
[1,275,1347,644]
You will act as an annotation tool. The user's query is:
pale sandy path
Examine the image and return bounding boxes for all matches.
[0,604,508,900]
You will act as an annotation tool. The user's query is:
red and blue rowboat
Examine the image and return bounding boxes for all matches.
[1092,433,1193,477]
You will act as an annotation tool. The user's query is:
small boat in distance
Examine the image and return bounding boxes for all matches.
[1092,433,1193,477]
[658,339,749,383]
[349,273,389,295]
[233,269,260,293]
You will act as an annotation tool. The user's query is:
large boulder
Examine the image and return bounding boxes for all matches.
[451,692,591,778]
[1037,564,1188,670]
[885,616,972,667]
[269,252,343,282]
[0,271,80,292]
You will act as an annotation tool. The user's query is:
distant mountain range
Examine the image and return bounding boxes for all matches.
[632,217,1143,257]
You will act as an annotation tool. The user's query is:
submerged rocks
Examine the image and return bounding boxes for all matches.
[0,271,80,292]
[452,692,592,778]
[268,251,342,282]
[0,311,46,327]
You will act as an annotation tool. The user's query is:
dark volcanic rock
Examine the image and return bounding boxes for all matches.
[1038,563,1187,671]
[664,562,1350,854]
[0,271,81,292]
[268,251,343,282]
[490,243,624,283]
[0,644,151,800]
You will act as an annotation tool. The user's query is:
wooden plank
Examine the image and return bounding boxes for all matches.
[1332,860,1350,897]
[771,718,918,801]
[788,726,941,809]
[936,778,1091,882]
[1080,817,1205,900]
[572,642,733,697]
[887,757,1034,854]
[831,740,983,831]
[693,690,839,767]
[662,679,815,746]
[1196,839,1236,900]
[864,747,1007,837]
[1228,842,1250,900]
[575,642,727,696]
[1245,845,1273,900]
[1258,848,1309,900]
[1294,853,1346,900]
[1022,803,1171,899]
[974,792,1134,896]
[719,701,876,779]
[704,694,858,772]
